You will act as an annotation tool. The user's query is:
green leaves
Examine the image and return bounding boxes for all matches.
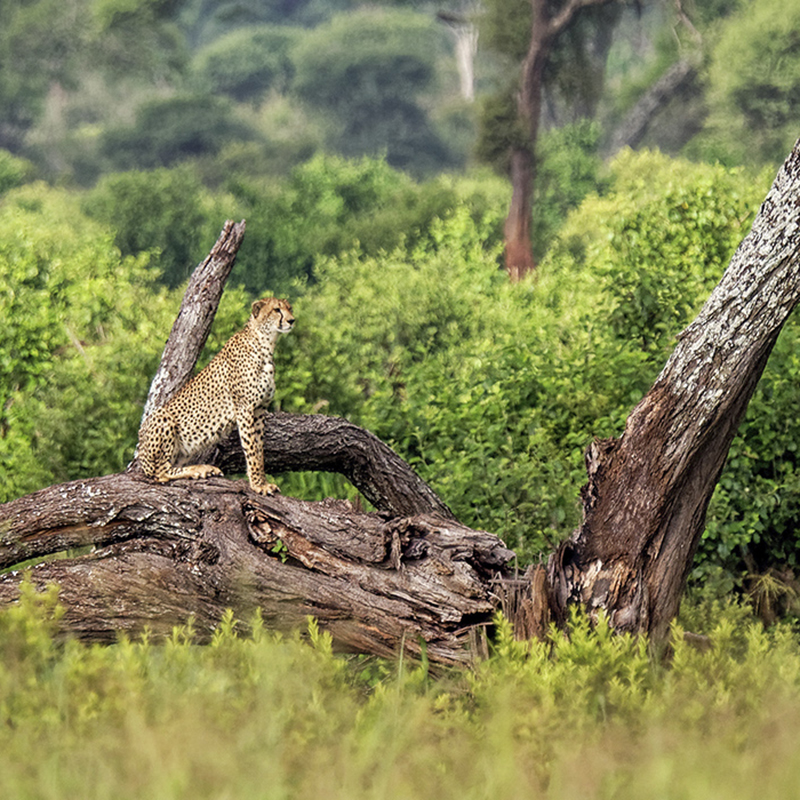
[697,0,800,166]
[0,183,176,500]
[291,8,455,172]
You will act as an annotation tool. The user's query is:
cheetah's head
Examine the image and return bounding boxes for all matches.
[251,297,295,335]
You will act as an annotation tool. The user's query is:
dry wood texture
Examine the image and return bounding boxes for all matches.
[0,473,512,664]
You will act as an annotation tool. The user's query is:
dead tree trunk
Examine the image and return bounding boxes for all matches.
[3,139,800,663]
[548,138,800,641]
[605,59,698,155]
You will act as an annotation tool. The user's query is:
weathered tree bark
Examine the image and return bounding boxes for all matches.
[141,219,246,420]
[0,474,511,664]
[503,0,617,282]
[548,138,800,641]
[3,138,800,663]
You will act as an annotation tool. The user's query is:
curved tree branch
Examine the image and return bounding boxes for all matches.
[211,412,454,519]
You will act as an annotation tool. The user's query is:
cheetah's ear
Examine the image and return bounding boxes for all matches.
[251,299,268,318]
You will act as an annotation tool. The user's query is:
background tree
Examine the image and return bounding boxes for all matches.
[292,8,458,174]
[692,0,800,167]
[82,167,221,287]
[0,0,86,152]
[478,0,624,281]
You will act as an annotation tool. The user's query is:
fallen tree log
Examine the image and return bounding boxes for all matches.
[0,473,511,664]
[3,138,800,663]
[0,220,515,666]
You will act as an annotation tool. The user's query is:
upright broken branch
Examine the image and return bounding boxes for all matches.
[141,219,246,420]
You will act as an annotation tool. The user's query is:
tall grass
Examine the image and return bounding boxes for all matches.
[2,579,800,799]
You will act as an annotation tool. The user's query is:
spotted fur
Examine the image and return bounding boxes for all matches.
[137,297,294,494]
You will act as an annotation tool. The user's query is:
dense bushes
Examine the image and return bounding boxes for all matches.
[2,148,798,595]
[274,150,784,576]
[228,153,507,296]
[0,182,248,501]
[83,167,221,288]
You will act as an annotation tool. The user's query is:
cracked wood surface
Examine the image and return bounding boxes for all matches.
[0,473,512,665]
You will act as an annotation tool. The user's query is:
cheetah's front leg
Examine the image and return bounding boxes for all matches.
[237,407,279,495]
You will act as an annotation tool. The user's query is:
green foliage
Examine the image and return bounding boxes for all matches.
[0,184,179,499]
[291,8,456,173]
[229,153,507,296]
[475,84,531,172]
[699,313,800,584]
[180,0,322,46]
[82,166,221,287]
[90,0,188,83]
[531,120,607,260]
[0,0,88,150]
[695,0,800,167]
[480,0,531,62]
[100,94,258,170]
[3,590,800,799]
[0,149,35,194]
[190,24,299,102]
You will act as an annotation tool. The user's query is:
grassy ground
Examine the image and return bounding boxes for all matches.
[2,580,799,800]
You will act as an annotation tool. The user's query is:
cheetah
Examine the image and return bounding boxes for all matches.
[137,297,294,495]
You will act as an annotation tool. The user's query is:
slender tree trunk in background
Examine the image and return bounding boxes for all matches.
[605,59,698,155]
[2,139,800,664]
[504,0,616,282]
[503,0,548,281]
[504,147,537,281]
[437,7,479,102]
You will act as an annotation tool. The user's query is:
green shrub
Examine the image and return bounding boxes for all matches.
[191,25,299,102]
[2,588,800,800]
[0,149,35,194]
[229,153,507,296]
[83,167,221,288]
[100,94,258,170]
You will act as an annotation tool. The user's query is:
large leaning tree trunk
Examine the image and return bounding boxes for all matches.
[4,139,800,665]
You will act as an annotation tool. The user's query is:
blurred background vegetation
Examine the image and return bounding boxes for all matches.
[3,0,800,618]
